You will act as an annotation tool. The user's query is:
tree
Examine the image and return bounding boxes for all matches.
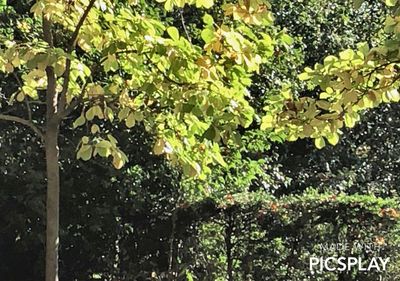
[262,0,400,148]
[0,0,276,280]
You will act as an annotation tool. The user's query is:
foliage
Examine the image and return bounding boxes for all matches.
[0,0,278,178]
[191,190,400,281]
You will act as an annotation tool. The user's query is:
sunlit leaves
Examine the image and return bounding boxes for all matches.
[262,23,400,149]
[156,0,213,11]
[166,27,180,41]
[73,114,86,128]
[223,0,274,25]
[77,135,128,169]
[385,0,398,7]
[0,0,293,178]
[314,137,325,149]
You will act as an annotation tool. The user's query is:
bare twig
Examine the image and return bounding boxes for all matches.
[0,114,44,141]
[12,72,32,121]
[180,9,192,44]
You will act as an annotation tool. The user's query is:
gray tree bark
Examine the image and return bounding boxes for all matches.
[45,123,60,281]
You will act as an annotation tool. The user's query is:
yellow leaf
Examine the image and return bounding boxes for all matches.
[73,115,86,128]
[125,113,136,128]
[91,124,100,134]
[5,63,14,73]
[342,90,358,104]
[153,139,165,155]
[298,72,310,81]
[316,100,331,110]
[386,89,400,102]
[302,124,314,137]
[315,137,326,149]
[77,144,93,161]
[260,115,274,130]
[16,91,25,102]
[112,154,124,169]
[327,132,339,145]
[344,113,356,128]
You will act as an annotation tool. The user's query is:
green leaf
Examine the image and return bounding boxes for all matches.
[196,0,214,8]
[201,29,214,43]
[186,271,194,281]
[212,152,227,167]
[107,134,118,145]
[85,107,95,121]
[73,115,86,128]
[327,133,339,145]
[203,14,214,25]
[167,26,179,41]
[77,144,93,161]
[386,0,397,6]
[281,34,294,45]
[126,113,136,128]
[0,0,6,12]
[339,49,354,60]
[298,72,310,81]
[103,54,119,72]
[344,113,356,128]
[118,107,130,121]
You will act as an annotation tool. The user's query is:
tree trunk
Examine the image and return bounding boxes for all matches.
[225,210,234,281]
[45,123,60,281]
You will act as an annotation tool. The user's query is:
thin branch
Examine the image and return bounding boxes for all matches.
[58,0,97,116]
[28,100,47,105]
[69,0,97,51]
[25,99,32,121]
[180,9,192,44]
[0,114,44,141]
[12,72,32,121]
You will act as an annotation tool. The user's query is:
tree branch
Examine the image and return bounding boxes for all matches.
[12,72,32,121]
[59,82,88,120]
[43,17,58,122]
[180,9,192,44]
[0,114,44,141]
[69,0,97,51]
[58,0,97,116]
